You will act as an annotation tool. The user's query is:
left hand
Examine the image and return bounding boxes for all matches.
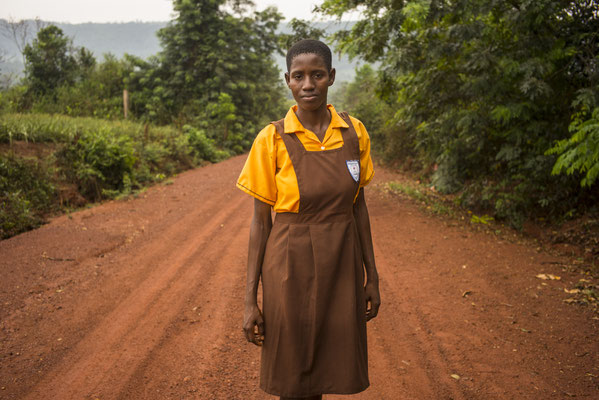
[364,281,381,321]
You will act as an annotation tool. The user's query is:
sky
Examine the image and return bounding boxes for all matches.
[0,0,324,23]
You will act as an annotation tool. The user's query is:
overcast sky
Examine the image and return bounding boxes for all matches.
[0,0,325,23]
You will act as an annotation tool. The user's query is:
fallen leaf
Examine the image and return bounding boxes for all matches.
[462,291,472,298]
[563,298,577,304]
[564,288,580,294]
[451,374,461,380]
[536,274,561,280]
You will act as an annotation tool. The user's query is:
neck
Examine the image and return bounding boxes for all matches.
[295,104,331,141]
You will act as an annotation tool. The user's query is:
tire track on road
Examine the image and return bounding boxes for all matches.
[116,193,253,399]
[24,193,248,399]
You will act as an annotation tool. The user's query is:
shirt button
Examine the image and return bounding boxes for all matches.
[320,146,325,150]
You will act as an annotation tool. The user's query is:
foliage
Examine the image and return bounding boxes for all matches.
[3,4,293,155]
[1,113,225,201]
[23,25,94,97]
[278,18,326,50]
[124,0,287,152]
[330,64,396,156]
[57,128,137,200]
[319,0,599,228]
[548,102,599,188]
[0,154,56,239]
[386,181,453,216]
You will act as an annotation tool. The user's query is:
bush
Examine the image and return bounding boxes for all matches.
[0,113,232,239]
[57,128,136,200]
[0,154,57,238]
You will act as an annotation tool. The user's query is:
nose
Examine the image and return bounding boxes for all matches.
[302,76,315,91]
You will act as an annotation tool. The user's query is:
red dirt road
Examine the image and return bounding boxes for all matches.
[1,155,598,399]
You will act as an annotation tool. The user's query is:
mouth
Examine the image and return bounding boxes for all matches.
[301,94,318,100]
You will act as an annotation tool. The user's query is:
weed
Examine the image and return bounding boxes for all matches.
[386,181,454,217]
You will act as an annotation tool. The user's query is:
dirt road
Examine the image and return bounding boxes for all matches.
[1,155,597,399]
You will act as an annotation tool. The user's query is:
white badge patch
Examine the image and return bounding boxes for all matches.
[346,160,360,183]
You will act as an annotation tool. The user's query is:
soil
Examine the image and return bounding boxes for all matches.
[0,155,597,399]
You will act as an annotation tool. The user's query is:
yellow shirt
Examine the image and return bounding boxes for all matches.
[236,104,375,212]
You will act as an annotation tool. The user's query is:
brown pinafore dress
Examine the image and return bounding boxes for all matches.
[260,112,369,397]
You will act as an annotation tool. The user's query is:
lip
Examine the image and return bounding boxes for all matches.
[301,94,318,100]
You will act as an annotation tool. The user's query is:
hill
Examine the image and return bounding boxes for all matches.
[0,19,364,82]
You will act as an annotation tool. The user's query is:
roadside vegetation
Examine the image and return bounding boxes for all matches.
[0,1,312,239]
[1,0,598,248]
[325,0,598,236]
[0,114,225,238]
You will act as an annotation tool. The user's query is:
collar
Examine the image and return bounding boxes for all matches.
[283,104,349,134]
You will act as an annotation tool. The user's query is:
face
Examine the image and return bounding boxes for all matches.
[285,53,336,113]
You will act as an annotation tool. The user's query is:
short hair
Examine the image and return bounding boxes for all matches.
[286,39,332,72]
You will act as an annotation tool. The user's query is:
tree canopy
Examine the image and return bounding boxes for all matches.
[125,0,287,152]
[23,25,94,96]
[319,0,599,226]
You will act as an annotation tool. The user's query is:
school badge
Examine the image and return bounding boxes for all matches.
[346,160,360,182]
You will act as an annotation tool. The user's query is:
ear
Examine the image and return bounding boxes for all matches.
[284,72,291,87]
[328,68,336,86]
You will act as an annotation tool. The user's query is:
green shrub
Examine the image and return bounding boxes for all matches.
[0,154,57,238]
[548,105,599,188]
[57,128,136,200]
[0,113,231,239]
[184,125,221,162]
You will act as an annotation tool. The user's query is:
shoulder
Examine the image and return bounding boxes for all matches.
[346,114,368,136]
[253,123,280,148]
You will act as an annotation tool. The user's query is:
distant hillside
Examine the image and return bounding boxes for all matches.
[0,19,365,82]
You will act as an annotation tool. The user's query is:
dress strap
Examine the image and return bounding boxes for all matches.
[270,118,304,169]
[271,118,285,135]
[337,111,360,160]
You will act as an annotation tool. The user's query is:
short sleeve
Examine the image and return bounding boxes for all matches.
[351,117,375,188]
[236,126,277,205]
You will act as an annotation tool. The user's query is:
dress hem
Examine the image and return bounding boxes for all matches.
[260,382,370,398]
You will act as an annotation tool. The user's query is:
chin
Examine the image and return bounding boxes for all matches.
[297,100,326,111]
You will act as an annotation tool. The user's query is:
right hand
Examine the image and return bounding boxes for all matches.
[243,303,265,346]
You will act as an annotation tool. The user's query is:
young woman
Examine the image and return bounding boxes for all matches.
[237,39,381,400]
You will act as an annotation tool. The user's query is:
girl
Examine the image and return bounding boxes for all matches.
[237,39,381,400]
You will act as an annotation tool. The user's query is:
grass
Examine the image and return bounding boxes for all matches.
[386,181,455,217]
[0,113,230,239]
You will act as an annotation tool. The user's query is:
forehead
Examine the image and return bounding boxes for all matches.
[289,53,328,72]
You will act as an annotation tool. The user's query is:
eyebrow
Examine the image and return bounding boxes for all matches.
[289,67,328,74]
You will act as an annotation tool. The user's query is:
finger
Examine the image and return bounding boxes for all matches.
[244,323,256,343]
[373,301,381,315]
[365,301,373,321]
[366,310,374,321]
[367,302,380,321]
[253,326,264,346]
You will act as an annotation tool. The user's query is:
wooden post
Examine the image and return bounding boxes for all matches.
[123,89,129,119]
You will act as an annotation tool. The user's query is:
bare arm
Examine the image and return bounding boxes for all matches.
[243,198,273,345]
[354,188,381,321]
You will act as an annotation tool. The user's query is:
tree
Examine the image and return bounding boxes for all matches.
[278,18,326,50]
[330,64,393,154]
[318,0,599,226]
[23,25,94,96]
[126,0,287,152]
[0,18,46,64]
